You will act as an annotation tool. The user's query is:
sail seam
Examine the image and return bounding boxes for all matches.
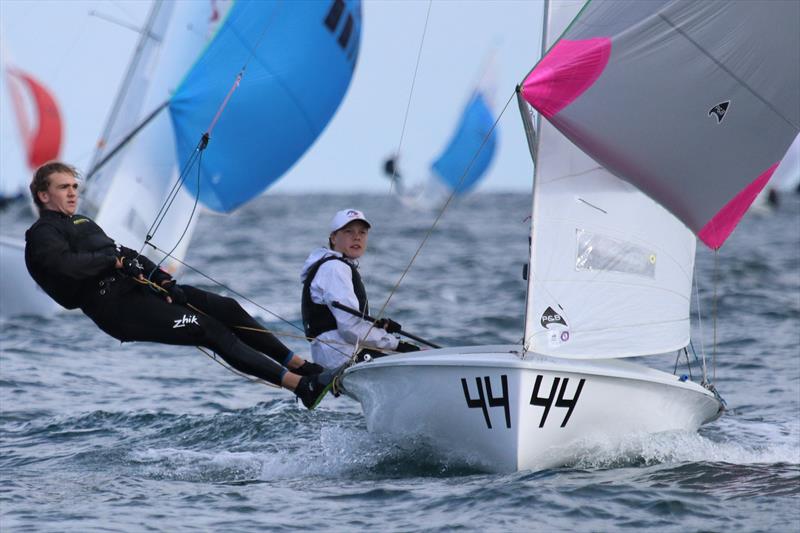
[658,12,797,130]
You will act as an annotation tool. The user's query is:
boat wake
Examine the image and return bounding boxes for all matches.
[567,417,799,471]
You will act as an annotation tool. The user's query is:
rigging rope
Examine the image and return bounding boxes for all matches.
[712,249,719,384]
[135,245,356,360]
[132,0,279,253]
[386,0,433,196]
[693,262,709,384]
[366,90,517,345]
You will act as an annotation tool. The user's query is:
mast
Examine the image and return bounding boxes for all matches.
[83,1,171,215]
[520,0,550,353]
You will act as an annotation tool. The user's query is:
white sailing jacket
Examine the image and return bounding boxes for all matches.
[300,247,399,369]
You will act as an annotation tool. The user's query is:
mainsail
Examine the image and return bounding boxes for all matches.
[520,0,696,358]
[522,0,800,249]
[170,0,362,212]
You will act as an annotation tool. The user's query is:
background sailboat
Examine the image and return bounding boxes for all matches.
[751,134,800,211]
[89,0,362,271]
[339,0,798,472]
[0,44,64,318]
[384,60,498,210]
[0,44,62,207]
[2,0,362,319]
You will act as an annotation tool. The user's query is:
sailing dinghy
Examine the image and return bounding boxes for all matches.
[385,59,498,210]
[0,46,63,318]
[340,0,799,472]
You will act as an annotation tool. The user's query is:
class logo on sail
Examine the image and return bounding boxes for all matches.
[708,101,730,123]
[540,306,567,328]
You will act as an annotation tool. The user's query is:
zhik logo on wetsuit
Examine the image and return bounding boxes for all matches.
[540,306,567,329]
[173,314,199,328]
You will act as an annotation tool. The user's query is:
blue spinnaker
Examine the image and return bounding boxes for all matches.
[169,0,361,212]
[430,91,497,195]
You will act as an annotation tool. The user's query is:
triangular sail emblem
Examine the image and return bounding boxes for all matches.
[540,306,567,329]
[708,101,730,123]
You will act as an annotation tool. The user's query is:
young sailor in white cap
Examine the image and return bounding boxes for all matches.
[300,209,420,369]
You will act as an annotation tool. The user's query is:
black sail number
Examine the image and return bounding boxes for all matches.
[530,375,585,428]
[461,375,510,429]
[461,373,586,430]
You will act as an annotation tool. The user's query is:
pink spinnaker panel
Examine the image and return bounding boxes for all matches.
[522,38,611,119]
[698,162,779,249]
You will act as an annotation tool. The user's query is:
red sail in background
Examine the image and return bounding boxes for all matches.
[6,68,62,168]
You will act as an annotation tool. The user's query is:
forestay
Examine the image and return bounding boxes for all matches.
[521,0,695,359]
[522,0,800,249]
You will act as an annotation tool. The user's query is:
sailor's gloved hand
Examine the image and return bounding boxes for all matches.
[396,341,421,353]
[375,317,402,334]
[164,282,187,305]
[151,268,173,287]
[120,256,144,278]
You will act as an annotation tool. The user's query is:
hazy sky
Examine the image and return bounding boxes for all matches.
[1,0,545,193]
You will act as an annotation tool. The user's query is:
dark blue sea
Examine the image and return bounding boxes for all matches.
[2,192,798,532]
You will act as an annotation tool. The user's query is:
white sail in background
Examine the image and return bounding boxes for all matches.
[83,1,175,214]
[771,134,800,192]
[522,0,696,358]
[92,1,231,273]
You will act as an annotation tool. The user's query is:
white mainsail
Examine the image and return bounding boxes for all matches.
[522,0,695,358]
[82,1,175,214]
[90,1,231,273]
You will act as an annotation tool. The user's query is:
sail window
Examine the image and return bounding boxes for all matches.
[575,229,656,278]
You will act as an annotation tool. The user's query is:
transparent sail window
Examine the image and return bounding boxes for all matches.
[575,229,656,278]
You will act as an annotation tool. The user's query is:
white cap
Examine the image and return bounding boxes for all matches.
[329,209,371,232]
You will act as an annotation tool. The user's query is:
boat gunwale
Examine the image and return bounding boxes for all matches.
[342,344,719,399]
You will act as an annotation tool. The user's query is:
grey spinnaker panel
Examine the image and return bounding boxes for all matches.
[524,0,800,248]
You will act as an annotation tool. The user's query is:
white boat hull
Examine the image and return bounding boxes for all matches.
[340,345,723,472]
[0,236,60,318]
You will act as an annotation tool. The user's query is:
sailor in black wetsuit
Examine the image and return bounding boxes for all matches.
[24,161,333,410]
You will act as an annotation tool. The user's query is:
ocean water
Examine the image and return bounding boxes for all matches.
[1,192,798,532]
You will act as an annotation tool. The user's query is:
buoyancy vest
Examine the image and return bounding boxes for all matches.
[301,255,369,339]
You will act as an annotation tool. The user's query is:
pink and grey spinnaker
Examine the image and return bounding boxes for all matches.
[523,0,800,248]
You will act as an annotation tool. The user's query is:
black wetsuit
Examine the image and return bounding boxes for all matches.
[25,210,290,385]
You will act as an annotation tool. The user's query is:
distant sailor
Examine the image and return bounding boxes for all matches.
[24,161,332,409]
[300,208,420,370]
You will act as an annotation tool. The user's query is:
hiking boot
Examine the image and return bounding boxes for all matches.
[293,360,324,377]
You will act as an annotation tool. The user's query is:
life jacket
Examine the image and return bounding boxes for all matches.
[301,255,368,339]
